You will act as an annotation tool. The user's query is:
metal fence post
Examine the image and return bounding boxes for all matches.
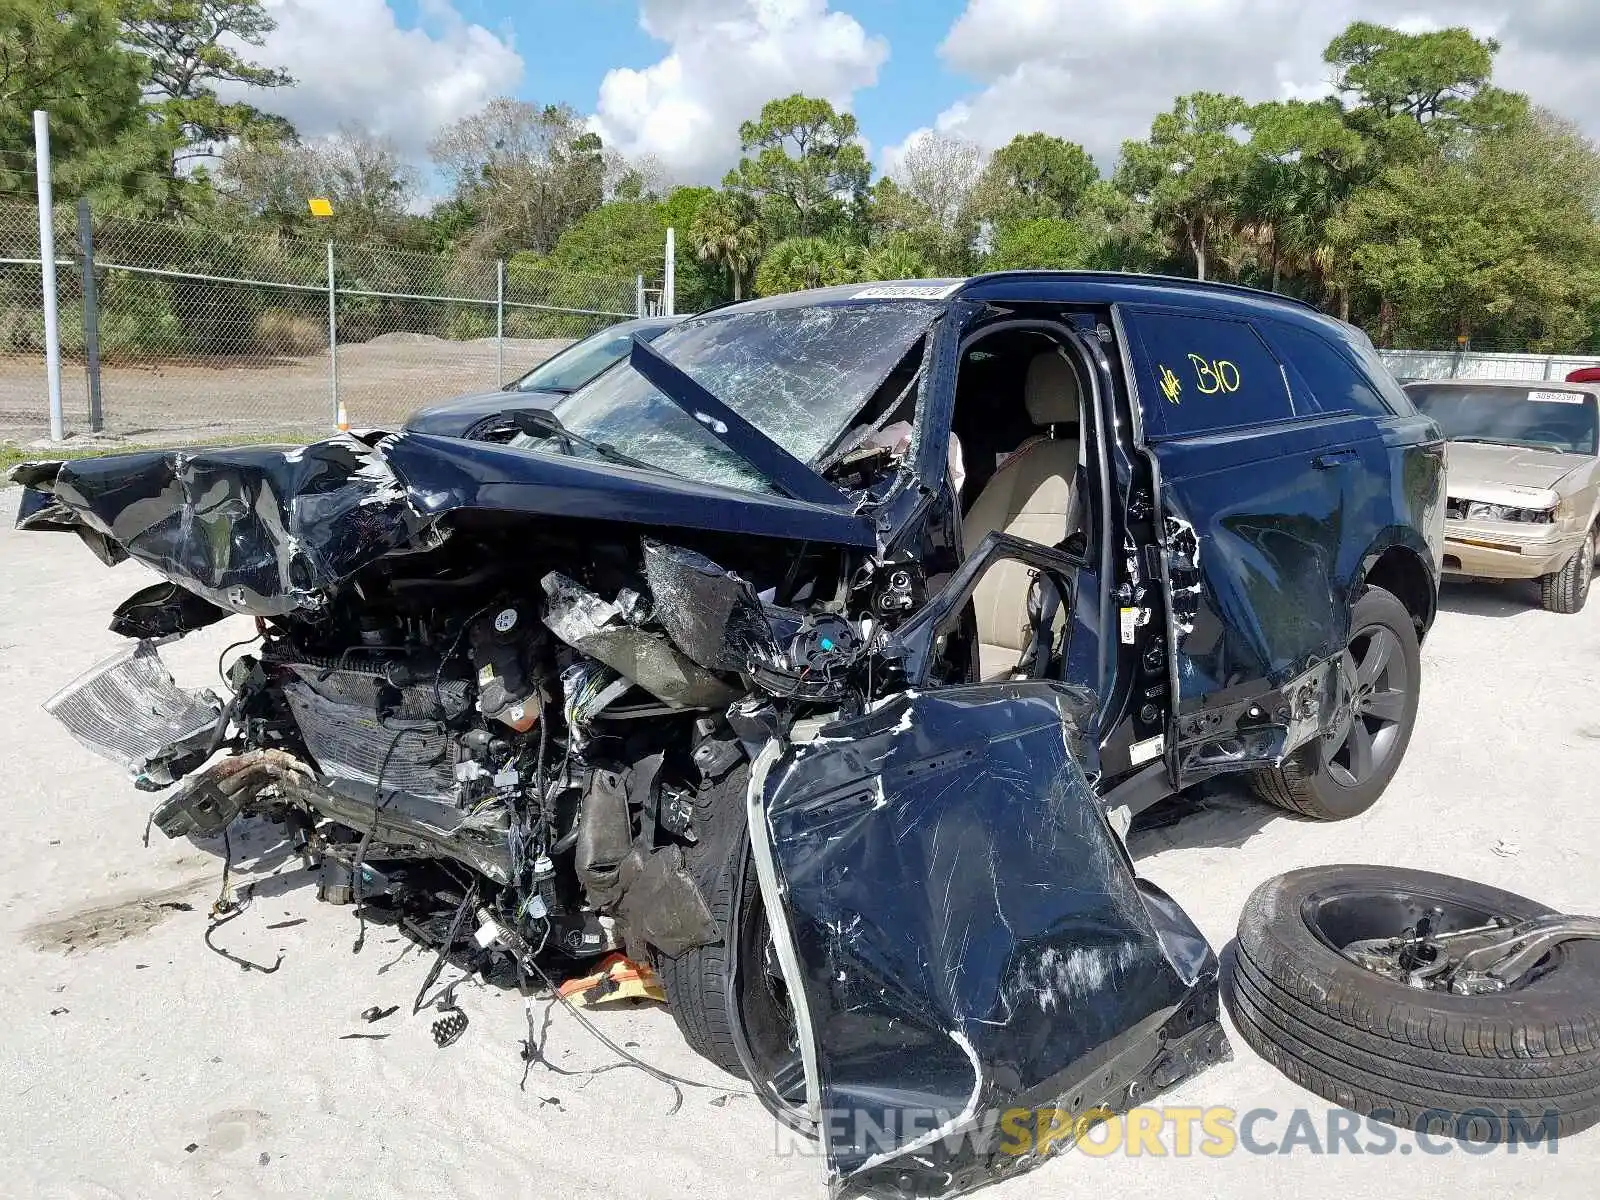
[496,258,505,387]
[327,241,341,429]
[664,227,676,316]
[636,273,645,317]
[33,110,64,442]
[76,197,103,432]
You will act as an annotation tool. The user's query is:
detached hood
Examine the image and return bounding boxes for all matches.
[1446,440,1588,496]
[11,431,873,617]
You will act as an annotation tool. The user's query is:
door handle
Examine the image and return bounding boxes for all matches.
[1313,449,1359,469]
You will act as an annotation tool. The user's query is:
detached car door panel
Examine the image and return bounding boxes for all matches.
[748,684,1226,1197]
[1117,306,1385,783]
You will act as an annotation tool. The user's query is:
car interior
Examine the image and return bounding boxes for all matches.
[950,323,1094,681]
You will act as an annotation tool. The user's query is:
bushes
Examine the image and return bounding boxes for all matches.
[254,307,325,354]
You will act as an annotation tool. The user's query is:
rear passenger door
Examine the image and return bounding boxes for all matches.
[1115,305,1385,785]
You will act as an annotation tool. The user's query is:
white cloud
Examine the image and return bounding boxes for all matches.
[906,1,1600,169]
[219,0,524,159]
[592,0,889,183]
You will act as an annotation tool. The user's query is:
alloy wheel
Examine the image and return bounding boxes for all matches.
[1323,622,1412,790]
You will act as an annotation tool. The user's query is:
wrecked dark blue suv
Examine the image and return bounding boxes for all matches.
[12,272,1445,1197]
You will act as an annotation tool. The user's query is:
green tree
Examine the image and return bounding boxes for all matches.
[1334,110,1600,348]
[724,94,871,240]
[1325,21,1508,130]
[986,217,1094,271]
[753,236,863,295]
[867,176,968,275]
[120,0,294,169]
[1116,92,1251,280]
[860,231,932,282]
[690,191,761,301]
[429,99,606,257]
[1074,180,1164,272]
[971,132,1098,226]
[547,198,668,280]
[1239,99,1367,293]
[0,0,153,198]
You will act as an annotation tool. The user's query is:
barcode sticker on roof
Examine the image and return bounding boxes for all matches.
[1529,389,1584,404]
[850,283,962,300]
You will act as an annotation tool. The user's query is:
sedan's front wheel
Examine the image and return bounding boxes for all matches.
[1539,527,1596,614]
[1250,585,1421,821]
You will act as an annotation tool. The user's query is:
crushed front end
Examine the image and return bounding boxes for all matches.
[14,422,1224,1196]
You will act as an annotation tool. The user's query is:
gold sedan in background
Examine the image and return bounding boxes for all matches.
[1404,378,1599,613]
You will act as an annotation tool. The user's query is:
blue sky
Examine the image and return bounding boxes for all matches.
[247,1,1600,186]
[438,0,970,169]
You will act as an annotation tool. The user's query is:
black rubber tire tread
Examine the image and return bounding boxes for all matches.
[1231,865,1600,1138]
[1231,974,1600,1137]
[654,764,751,1079]
[1250,586,1421,821]
[1232,948,1600,1097]
[1539,529,1595,615]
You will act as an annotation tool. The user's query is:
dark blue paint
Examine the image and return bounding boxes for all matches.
[387,431,875,547]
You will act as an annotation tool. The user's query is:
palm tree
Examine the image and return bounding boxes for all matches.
[690,193,761,301]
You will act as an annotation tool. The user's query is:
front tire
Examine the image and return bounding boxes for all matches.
[655,763,798,1095]
[1250,585,1421,821]
[1231,865,1600,1137]
[1540,528,1596,614]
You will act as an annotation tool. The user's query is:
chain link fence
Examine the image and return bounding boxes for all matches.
[1,196,649,448]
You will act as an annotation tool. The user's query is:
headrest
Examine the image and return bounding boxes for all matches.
[1024,350,1081,427]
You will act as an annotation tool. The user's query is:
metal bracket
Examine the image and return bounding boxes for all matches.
[1450,913,1600,994]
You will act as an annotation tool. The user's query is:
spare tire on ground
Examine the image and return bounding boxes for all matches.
[1231,865,1600,1140]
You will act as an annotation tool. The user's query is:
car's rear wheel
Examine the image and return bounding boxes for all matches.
[1540,527,1596,614]
[1250,586,1420,821]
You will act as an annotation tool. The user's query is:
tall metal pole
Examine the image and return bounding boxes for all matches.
[664,227,676,316]
[495,259,506,387]
[76,198,102,432]
[34,111,64,442]
[327,241,342,429]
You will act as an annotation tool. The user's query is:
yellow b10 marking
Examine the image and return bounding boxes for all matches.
[1187,354,1241,394]
[1157,364,1183,404]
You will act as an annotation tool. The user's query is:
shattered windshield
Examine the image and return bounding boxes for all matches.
[544,301,942,493]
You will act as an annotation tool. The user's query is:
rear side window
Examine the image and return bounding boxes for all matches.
[1268,322,1401,418]
[1124,311,1295,438]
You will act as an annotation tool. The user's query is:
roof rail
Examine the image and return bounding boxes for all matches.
[960,269,1321,313]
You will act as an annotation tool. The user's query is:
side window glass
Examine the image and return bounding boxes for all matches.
[1124,311,1295,438]
[1269,323,1400,418]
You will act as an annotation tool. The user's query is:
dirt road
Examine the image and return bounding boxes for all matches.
[0,333,573,446]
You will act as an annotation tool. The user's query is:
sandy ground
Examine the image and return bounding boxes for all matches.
[0,334,576,446]
[1,498,1597,1199]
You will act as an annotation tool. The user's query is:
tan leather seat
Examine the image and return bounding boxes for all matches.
[961,349,1082,680]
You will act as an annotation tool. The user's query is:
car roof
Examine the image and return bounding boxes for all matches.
[694,271,1350,338]
[1403,378,1600,399]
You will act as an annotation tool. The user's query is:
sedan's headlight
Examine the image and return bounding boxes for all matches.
[1448,498,1557,524]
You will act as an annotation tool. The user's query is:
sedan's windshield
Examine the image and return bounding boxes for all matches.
[546,301,941,492]
[513,324,666,394]
[1409,384,1599,456]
